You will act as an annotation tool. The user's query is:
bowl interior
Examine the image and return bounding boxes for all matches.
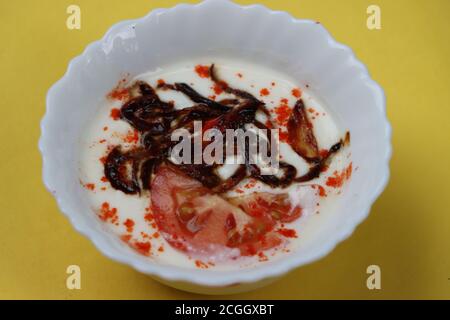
[41,0,390,286]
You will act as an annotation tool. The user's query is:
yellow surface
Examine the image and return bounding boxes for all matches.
[1,0,449,299]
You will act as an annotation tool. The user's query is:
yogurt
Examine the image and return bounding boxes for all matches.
[79,59,352,270]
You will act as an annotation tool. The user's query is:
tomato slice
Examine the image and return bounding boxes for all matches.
[228,192,302,223]
[151,165,305,256]
[151,164,249,253]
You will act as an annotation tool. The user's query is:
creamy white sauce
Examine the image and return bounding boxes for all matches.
[79,58,351,270]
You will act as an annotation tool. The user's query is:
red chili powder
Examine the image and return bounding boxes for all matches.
[212,80,228,95]
[326,170,345,188]
[124,129,139,144]
[110,108,121,120]
[264,119,274,129]
[108,88,129,101]
[325,162,353,188]
[279,130,289,143]
[292,88,302,98]
[133,241,151,256]
[260,88,270,96]
[121,234,132,243]
[144,212,154,222]
[99,202,118,224]
[258,252,269,262]
[236,72,243,78]
[345,162,353,180]
[318,185,327,197]
[274,103,292,126]
[243,179,257,189]
[277,228,297,238]
[194,65,210,78]
[157,78,166,87]
[123,219,135,233]
[84,183,95,191]
[195,260,209,269]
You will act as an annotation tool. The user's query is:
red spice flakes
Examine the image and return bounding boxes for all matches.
[244,244,258,256]
[158,245,164,252]
[144,213,154,222]
[212,81,228,95]
[307,107,316,114]
[101,176,108,183]
[325,162,353,188]
[243,179,257,189]
[123,218,135,233]
[152,232,160,239]
[208,95,216,100]
[291,88,302,98]
[318,185,327,197]
[133,241,151,256]
[264,119,274,129]
[274,102,292,127]
[99,139,106,144]
[194,65,210,78]
[83,183,95,191]
[100,187,107,191]
[103,126,108,131]
[326,170,345,188]
[121,234,132,243]
[271,82,276,86]
[124,129,139,144]
[108,88,129,101]
[258,251,269,262]
[277,228,297,238]
[156,78,166,87]
[110,108,121,120]
[99,156,107,164]
[275,106,291,125]
[345,162,353,179]
[99,202,118,224]
[279,130,289,143]
[260,88,270,96]
[107,77,130,100]
[235,188,244,194]
[236,72,243,78]
[195,260,209,269]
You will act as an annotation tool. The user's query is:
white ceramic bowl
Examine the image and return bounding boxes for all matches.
[40,0,391,294]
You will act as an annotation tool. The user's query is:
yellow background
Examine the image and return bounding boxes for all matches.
[1,0,449,299]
